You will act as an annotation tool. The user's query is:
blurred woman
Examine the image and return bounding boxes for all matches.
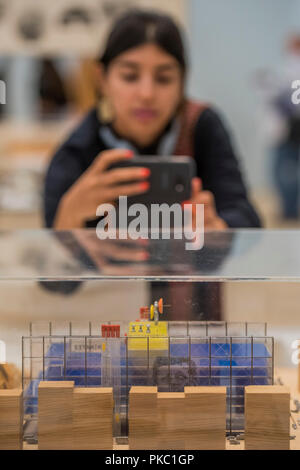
[44,9,261,320]
[44,9,260,230]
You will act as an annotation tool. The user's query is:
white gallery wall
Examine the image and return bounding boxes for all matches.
[187,0,300,190]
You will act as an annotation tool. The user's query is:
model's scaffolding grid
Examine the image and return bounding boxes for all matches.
[22,321,274,442]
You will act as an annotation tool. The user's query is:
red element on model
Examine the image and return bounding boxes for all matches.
[140,307,149,320]
[101,325,120,338]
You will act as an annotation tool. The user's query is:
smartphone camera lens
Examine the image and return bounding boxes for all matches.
[175,178,185,193]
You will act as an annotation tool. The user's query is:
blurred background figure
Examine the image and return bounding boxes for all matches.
[255,34,300,221]
[272,35,300,220]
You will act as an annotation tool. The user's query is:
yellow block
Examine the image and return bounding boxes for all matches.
[128,321,168,350]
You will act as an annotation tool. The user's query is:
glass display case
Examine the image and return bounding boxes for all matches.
[0,229,299,450]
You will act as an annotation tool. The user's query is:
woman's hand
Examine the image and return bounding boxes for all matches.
[183,177,228,230]
[74,231,150,274]
[54,149,150,229]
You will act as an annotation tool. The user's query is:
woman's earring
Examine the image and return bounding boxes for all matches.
[98,96,114,124]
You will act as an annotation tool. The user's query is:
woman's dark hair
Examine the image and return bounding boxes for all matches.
[99,9,187,75]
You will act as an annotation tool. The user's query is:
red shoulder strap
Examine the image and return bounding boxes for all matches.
[174,99,208,157]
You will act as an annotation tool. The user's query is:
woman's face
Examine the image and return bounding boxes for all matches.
[100,43,183,147]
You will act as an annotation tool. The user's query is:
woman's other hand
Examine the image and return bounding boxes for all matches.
[54,149,150,229]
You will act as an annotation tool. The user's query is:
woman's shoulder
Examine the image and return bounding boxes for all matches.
[179,99,230,140]
[175,99,223,155]
[62,107,101,150]
[183,99,224,128]
[183,100,233,145]
[49,107,105,170]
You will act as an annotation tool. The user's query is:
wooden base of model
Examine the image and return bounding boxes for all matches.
[129,386,158,450]
[38,381,74,450]
[157,392,186,449]
[184,386,226,450]
[129,386,226,450]
[0,389,23,450]
[128,387,158,450]
[245,385,290,450]
[38,381,113,450]
[73,387,113,450]
[1,382,290,450]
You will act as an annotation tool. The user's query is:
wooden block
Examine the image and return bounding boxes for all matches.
[157,392,185,450]
[73,387,113,450]
[184,386,226,450]
[129,386,158,450]
[38,381,74,450]
[245,385,290,450]
[0,389,23,450]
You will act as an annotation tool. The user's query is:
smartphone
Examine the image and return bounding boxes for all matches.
[109,155,196,206]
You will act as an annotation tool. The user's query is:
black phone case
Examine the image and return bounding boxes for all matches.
[109,155,196,206]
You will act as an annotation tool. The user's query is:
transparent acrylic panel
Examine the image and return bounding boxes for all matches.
[0,229,300,280]
[246,323,267,337]
[50,322,72,336]
[190,337,210,386]
[22,337,43,359]
[226,323,247,337]
[169,337,189,392]
[108,337,123,436]
[168,322,188,337]
[210,336,231,387]
[29,322,51,337]
[65,336,85,385]
[252,337,274,358]
[68,321,92,336]
[28,358,43,380]
[1,229,300,448]
[127,336,150,389]
[23,377,39,419]
[207,323,227,337]
[44,336,65,359]
[188,322,209,338]
[86,337,103,387]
